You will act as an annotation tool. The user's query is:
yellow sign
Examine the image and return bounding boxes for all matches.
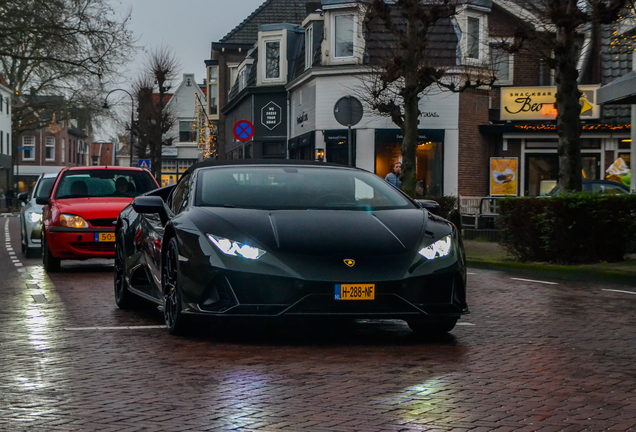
[161,174,180,188]
[490,158,518,196]
[500,86,600,120]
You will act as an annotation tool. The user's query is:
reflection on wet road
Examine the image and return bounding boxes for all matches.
[1,215,636,431]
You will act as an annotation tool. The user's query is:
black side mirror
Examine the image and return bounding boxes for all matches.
[36,197,50,206]
[18,192,29,202]
[415,199,441,216]
[132,196,169,225]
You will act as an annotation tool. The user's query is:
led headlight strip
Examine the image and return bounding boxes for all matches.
[418,235,452,260]
[207,234,266,260]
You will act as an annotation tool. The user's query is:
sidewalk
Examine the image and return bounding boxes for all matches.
[465,239,636,285]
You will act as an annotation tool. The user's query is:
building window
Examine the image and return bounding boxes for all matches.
[238,67,248,91]
[178,159,195,171]
[265,40,281,80]
[0,95,3,112]
[466,16,481,59]
[179,121,196,142]
[61,138,65,163]
[305,25,314,70]
[22,136,35,160]
[208,66,218,116]
[163,159,177,172]
[490,43,513,85]
[45,136,56,161]
[333,14,355,58]
[0,130,3,153]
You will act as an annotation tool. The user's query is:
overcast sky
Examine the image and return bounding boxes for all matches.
[119,0,266,84]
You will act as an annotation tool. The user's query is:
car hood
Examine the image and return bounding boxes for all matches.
[54,197,134,219]
[195,207,427,257]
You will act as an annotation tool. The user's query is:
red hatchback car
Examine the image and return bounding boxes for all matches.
[37,166,159,272]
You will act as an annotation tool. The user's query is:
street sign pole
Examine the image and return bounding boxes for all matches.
[348,125,352,166]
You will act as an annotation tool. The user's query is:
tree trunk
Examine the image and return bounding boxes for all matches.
[554,24,582,192]
[401,94,419,197]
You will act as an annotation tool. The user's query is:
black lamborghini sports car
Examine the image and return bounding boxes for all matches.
[114,160,468,335]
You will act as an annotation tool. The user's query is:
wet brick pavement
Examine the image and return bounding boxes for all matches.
[1,215,635,431]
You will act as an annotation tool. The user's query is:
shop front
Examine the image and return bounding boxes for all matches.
[480,85,630,196]
[375,129,445,196]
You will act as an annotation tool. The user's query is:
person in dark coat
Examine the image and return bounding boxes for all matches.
[5,188,14,210]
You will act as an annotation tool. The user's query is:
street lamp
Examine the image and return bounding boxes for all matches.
[102,88,135,167]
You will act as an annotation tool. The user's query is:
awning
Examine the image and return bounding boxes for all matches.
[597,71,636,105]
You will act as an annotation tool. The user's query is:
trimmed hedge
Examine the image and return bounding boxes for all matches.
[497,195,636,264]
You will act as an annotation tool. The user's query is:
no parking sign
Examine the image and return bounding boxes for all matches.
[233,120,254,142]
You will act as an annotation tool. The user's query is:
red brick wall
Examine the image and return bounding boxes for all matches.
[458,88,491,196]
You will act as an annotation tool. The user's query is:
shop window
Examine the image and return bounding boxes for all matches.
[525,154,558,196]
[263,141,285,157]
[179,121,196,142]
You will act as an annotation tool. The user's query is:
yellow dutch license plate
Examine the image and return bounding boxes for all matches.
[95,233,115,242]
[335,284,375,300]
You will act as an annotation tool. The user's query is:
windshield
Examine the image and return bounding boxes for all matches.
[196,166,415,210]
[35,178,55,199]
[54,170,157,199]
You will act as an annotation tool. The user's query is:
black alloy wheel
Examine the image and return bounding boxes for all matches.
[162,237,188,335]
[42,234,60,273]
[114,232,137,309]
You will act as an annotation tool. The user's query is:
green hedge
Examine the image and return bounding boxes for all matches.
[497,195,636,264]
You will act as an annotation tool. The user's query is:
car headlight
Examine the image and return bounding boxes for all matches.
[207,234,266,260]
[29,212,42,223]
[59,214,89,229]
[418,235,452,260]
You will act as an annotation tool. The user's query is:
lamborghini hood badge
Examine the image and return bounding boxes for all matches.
[344,259,355,267]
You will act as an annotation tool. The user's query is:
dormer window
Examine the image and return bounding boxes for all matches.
[265,40,281,79]
[333,13,356,59]
[305,25,314,70]
[459,10,487,65]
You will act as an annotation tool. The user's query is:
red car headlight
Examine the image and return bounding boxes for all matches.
[59,214,89,229]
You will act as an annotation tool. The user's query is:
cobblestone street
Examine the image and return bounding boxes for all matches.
[1,215,635,431]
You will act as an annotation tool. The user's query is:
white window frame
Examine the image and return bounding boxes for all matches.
[227,63,240,97]
[305,25,314,70]
[61,138,66,163]
[208,65,219,119]
[331,12,358,62]
[22,136,35,161]
[45,136,56,161]
[238,67,248,91]
[460,10,487,65]
[263,39,282,81]
[489,39,514,86]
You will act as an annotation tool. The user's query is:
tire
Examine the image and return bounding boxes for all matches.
[114,232,138,309]
[407,317,458,336]
[42,234,61,273]
[162,237,189,335]
[25,246,41,259]
[21,224,26,254]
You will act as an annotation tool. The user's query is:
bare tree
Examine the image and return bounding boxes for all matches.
[363,0,495,197]
[133,47,179,181]
[0,0,136,179]
[508,0,633,192]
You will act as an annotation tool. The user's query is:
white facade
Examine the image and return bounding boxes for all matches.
[288,71,462,196]
[0,81,11,157]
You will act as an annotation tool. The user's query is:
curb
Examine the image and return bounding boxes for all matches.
[467,258,636,285]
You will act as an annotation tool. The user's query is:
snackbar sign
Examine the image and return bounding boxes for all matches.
[500,85,600,121]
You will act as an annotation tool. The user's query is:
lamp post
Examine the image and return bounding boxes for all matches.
[102,88,135,167]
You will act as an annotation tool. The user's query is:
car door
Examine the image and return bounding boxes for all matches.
[144,174,190,296]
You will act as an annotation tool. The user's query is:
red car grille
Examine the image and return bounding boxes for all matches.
[70,242,115,252]
[88,218,117,228]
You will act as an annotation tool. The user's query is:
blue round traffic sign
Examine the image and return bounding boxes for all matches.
[233,120,254,142]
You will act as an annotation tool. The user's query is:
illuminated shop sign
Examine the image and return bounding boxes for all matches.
[501,86,600,121]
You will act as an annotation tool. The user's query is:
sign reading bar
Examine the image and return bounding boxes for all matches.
[500,86,600,121]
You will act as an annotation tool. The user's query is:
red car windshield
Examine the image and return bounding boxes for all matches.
[54,170,157,199]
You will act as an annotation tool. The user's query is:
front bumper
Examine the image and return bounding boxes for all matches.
[46,227,116,259]
[183,268,468,320]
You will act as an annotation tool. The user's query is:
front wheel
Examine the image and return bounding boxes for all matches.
[162,237,189,335]
[42,234,61,273]
[114,232,138,309]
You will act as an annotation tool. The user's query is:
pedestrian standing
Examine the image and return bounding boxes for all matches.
[385,162,402,189]
[5,188,14,210]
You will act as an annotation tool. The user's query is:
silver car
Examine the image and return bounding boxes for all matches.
[19,172,59,257]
